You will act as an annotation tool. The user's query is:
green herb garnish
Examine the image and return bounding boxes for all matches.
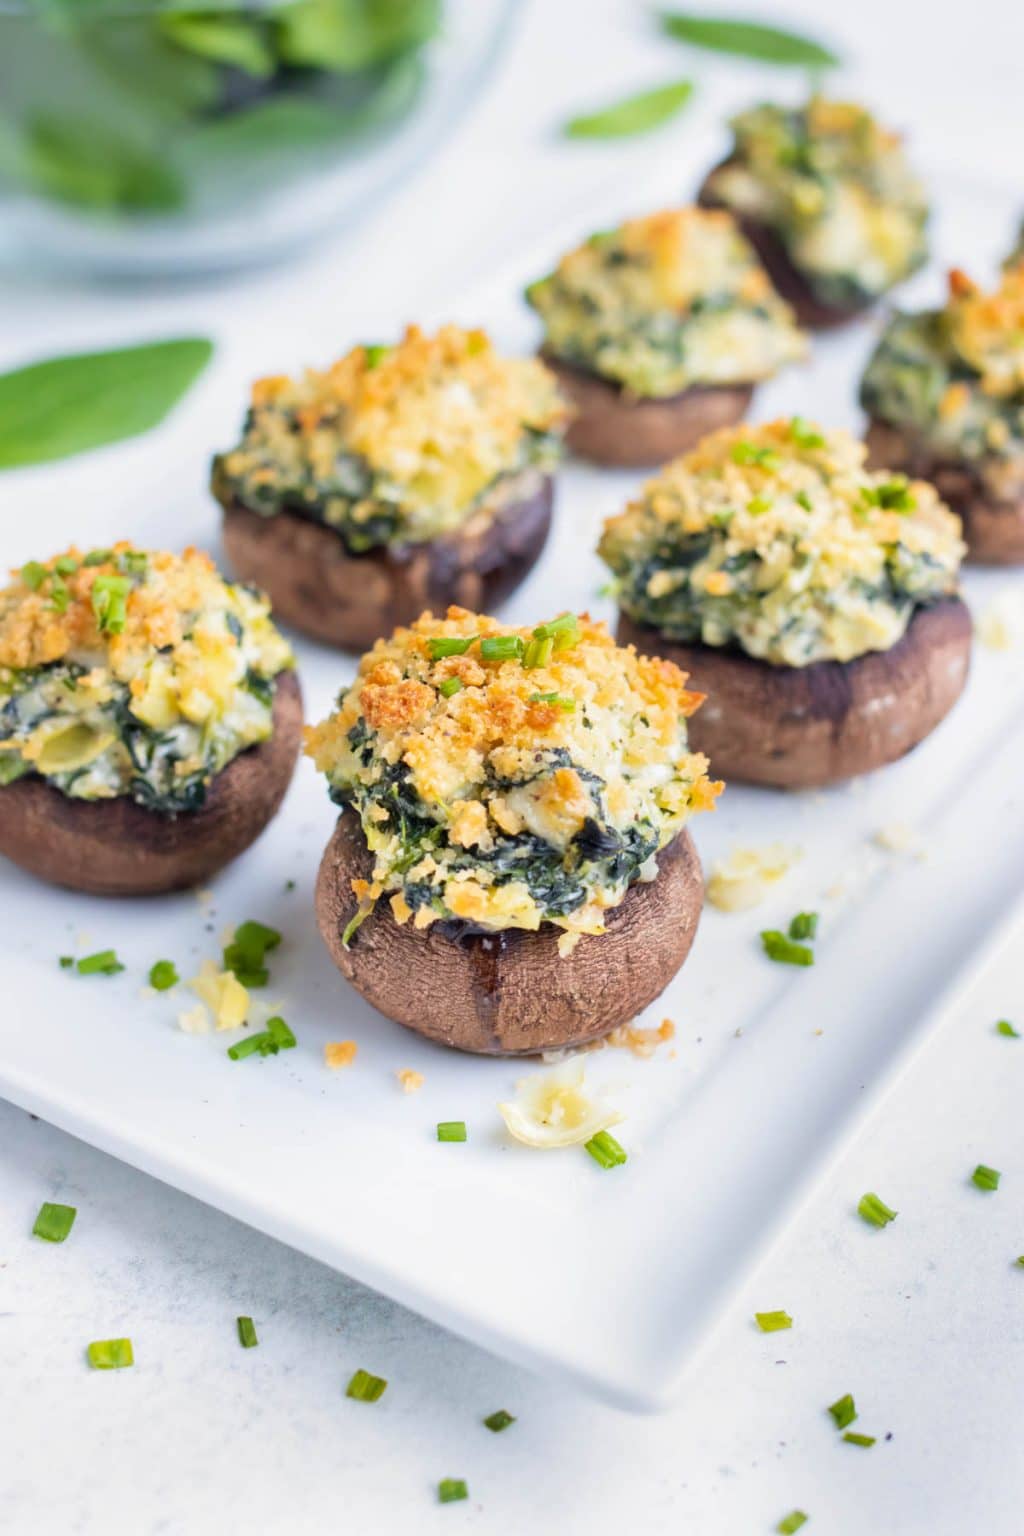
[585,1131,628,1169]
[746,495,773,515]
[662,12,838,67]
[483,1409,516,1433]
[148,960,179,992]
[346,1368,387,1402]
[776,1511,808,1533]
[523,635,554,669]
[858,1193,897,1228]
[438,677,464,699]
[528,691,575,711]
[755,1310,792,1333]
[223,920,281,986]
[76,950,125,976]
[87,1338,134,1369]
[564,79,694,140]
[788,912,819,942]
[237,1316,259,1349]
[33,1201,77,1243]
[437,1121,467,1143]
[996,1019,1020,1038]
[438,1480,469,1504]
[827,1393,856,1430]
[363,344,391,368]
[90,574,131,635]
[972,1165,1001,1192]
[0,340,214,470]
[730,440,779,469]
[427,635,476,659]
[227,1016,296,1061]
[760,931,813,967]
[20,560,47,591]
[59,956,74,969]
[532,612,579,649]
[480,635,525,662]
[789,417,826,450]
[843,1432,876,1447]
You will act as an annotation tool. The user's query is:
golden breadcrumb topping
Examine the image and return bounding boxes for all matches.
[526,207,804,397]
[213,325,569,546]
[600,420,964,666]
[306,607,720,941]
[0,544,291,807]
[946,262,1024,397]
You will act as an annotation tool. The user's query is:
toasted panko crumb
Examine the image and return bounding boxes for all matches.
[396,1069,424,1094]
[325,1041,358,1070]
[591,1017,676,1059]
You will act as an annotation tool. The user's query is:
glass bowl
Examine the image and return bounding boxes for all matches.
[0,0,517,276]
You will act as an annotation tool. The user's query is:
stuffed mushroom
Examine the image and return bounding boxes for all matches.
[0,543,301,894]
[212,325,568,651]
[600,421,970,789]
[861,261,1024,564]
[699,97,928,329]
[524,207,805,467]
[307,607,721,1054]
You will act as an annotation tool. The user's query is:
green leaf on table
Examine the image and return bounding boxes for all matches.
[660,13,839,67]
[564,79,694,140]
[158,13,276,78]
[21,116,184,213]
[0,339,214,470]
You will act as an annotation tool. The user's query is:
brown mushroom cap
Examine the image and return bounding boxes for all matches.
[617,600,972,789]
[539,349,753,469]
[698,161,866,330]
[221,473,554,654]
[865,419,1024,566]
[0,670,303,896]
[315,810,705,1055]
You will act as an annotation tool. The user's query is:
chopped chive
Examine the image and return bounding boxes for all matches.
[795,490,813,511]
[972,1164,1001,1192]
[479,635,525,662]
[523,635,554,669]
[858,1193,897,1228]
[996,1019,1019,1038]
[585,1130,627,1168]
[532,611,578,645]
[731,440,778,469]
[237,1316,258,1348]
[788,912,818,941]
[427,635,476,659]
[20,560,48,590]
[1016,1257,1024,1267]
[827,1393,856,1430]
[83,549,112,566]
[528,691,575,710]
[76,949,125,976]
[266,1016,296,1049]
[777,1512,808,1534]
[842,1432,876,1447]
[59,955,74,969]
[755,1310,792,1333]
[48,575,70,614]
[747,495,773,515]
[33,1201,77,1242]
[346,1368,387,1402]
[87,1338,134,1369]
[760,930,813,966]
[437,1121,467,1143]
[227,1035,266,1061]
[790,416,825,450]
[54,556,78,576]
[90,573,131,635]
[223,919,280,984]
[438,677,464,699]
[227,1016,296,1061]
[438,1480,468,1504]
[148,960,178,991]
[483,1409,515,1433]
[363,344,391,368]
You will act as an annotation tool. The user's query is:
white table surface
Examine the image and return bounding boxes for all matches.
[2,1,1023,1531]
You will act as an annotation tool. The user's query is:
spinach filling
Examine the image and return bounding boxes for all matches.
[213,424,560,554]
[334,733,660,928]
[860,312,1024,465]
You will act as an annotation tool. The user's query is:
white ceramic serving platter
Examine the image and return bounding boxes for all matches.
[1,158,1023,1412]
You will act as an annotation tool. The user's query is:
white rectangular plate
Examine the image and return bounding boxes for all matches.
[2,159,1023,1410]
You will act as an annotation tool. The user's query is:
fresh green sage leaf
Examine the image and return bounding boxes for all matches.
[564,79,694,139]
[660,13,838,67]
[0,338,214,470]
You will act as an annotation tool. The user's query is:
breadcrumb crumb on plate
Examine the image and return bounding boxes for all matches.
[325,1041,358,1070]
[396,1069,424,1094]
